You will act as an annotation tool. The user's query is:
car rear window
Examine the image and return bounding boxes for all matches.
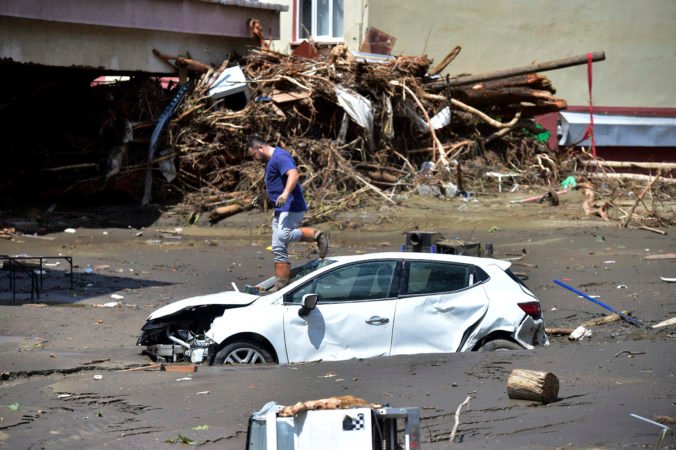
[404,261,469,295]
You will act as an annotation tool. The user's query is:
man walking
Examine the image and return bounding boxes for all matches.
[247,135,328,290]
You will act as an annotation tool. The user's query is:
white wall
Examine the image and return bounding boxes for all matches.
[348,0,676,108]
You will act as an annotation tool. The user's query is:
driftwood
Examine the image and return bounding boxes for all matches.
[580,311,633,328]
[425,51,605,89]
[278,396,381,417]
[545,327,575,336]
[583,160,676,171]
[652,317,676,329]
[507,369,559,404]
[584,172,676,184]
[621,172,662,227]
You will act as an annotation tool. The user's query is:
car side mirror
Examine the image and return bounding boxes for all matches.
[298,293,318,318]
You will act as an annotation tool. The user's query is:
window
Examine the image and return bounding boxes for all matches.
[404,261,470,296]
[286,261,397,304]
[297,0,344,41]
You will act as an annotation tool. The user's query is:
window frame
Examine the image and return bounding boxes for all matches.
[293,0,344,44]
[399,260,489,297]
[283,259,401,305]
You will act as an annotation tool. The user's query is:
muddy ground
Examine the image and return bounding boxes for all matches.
[0,190,674,449]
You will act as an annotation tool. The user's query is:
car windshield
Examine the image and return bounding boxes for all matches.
[245,258,338,295]
[290,258,337,282]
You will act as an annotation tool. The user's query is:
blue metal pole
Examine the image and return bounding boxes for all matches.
[553,279,645,328]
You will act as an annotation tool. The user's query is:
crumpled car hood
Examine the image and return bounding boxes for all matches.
[146,291,258,320]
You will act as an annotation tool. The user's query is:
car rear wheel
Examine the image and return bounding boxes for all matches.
[478,339,523,352]
[213,341,274,364]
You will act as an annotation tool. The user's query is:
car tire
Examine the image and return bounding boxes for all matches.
[478,339,523,352]
[212,341,274,365]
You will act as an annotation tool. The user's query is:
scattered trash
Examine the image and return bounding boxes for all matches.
[660,277,676,283]
[196,391,210,395]
[64,228,76,234]
[57,394,71,399]
[604,260,616,264]
[85,264,94,274]
[560,175,577,190]
[617,284,628,289]
[176,377,192,381]
[93,374,103,380]
[569,326,592,340]
[97,301,121,308]
[192,425,209,431]
[110,294,124,300]
[2,402,20,411]
[614,350,645,358]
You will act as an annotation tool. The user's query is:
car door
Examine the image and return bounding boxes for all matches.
[391,260,490,356]
[282,260,399,363]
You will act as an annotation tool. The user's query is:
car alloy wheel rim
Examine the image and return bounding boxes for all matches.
[225,348,265,364]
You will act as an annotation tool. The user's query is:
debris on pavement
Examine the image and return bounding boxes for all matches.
[614,350,645,358]
[652,317,676,329]
[506,368,559,404]
[278,395,382,417]
[553,279,645,328]
[569,326,592,341]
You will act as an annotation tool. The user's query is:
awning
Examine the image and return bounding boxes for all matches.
[558,111,676,147]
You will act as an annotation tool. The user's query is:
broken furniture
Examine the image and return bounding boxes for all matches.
[1,255,73,304]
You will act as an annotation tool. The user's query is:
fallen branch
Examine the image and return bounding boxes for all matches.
[390,80,449,167]
[580,310,633,328]
[583,172,676,184]
[583,160,676,171]
[621,172,662,228]
[449,395,472,446]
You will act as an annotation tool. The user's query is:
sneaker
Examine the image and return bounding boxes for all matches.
[315,231,329,258]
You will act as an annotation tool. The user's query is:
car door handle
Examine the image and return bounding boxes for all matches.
[365,316,390,325]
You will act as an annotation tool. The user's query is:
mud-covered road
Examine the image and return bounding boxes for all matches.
[1,191,674,449]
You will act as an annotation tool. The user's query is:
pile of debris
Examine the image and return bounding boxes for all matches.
[167,46,575,223]
[3,45,671,230]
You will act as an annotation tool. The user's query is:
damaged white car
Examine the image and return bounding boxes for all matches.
[137,252,548,365]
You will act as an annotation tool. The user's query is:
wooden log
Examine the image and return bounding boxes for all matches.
[580,310,632,328]
[545,327,575,336]
[583,160,676,171]
[368,170,399,183]
[425,51,605,90]
[209,204,244,222]
[428,45,462,76]
[507,369,559,404]
[452,87,562,109]
[583,172,676,184]
[478,73,554,92]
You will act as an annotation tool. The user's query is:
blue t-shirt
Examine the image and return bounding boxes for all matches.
[265,147,308,213]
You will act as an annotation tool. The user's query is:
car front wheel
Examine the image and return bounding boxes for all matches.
[213,341,274,365]
[478,339,523,352]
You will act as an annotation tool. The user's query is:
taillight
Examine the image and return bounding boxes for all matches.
[518,301,542,319]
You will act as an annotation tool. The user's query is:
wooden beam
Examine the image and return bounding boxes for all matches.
[425,51,605,89]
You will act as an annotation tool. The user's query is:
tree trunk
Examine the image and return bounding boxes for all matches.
[507,369,559,404]
[425,51,605,89]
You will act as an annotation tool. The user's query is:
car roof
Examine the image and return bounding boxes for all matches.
[324,252,510,270]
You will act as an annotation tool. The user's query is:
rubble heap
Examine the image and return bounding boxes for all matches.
[169,47,567,223]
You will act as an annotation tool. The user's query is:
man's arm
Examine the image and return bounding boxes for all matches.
[276,168,299,207]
